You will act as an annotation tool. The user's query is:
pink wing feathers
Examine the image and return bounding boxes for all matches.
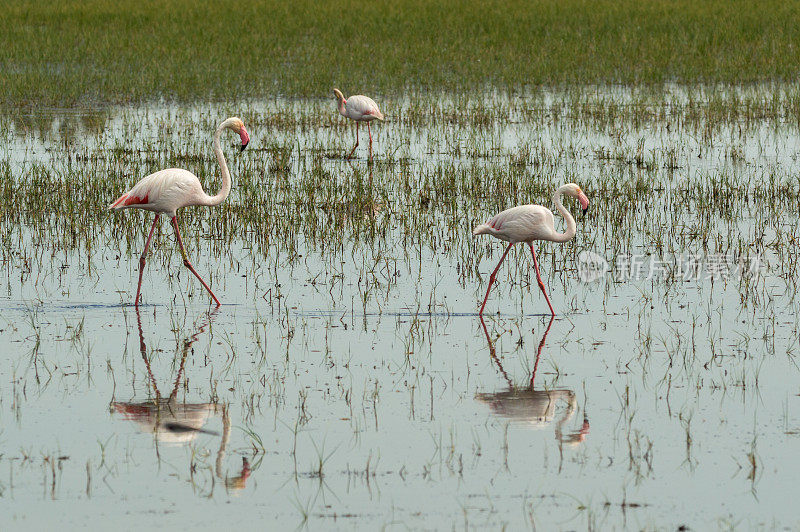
[110,171,163,210]
[109,169,199,212]
[473,205,553,242]
[110,191,149,208]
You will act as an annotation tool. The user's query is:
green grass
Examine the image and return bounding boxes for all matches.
[2,0,800,107]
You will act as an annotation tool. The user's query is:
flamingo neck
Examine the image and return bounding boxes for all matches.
[337,97,347,117]
[550,186,577,243]
[553,391,577,441]
[205,126,231,206]
[216,406,231,478]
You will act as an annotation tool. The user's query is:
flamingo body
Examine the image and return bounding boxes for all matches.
[110,169,205,218]
[473,204,557,243]
[476,388,576,427]
[340,94,384,122]
[473,183,590,316]
[113,401,218,444]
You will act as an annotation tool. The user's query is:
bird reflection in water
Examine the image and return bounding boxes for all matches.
[111,308,251,491]
[475,317,590,447]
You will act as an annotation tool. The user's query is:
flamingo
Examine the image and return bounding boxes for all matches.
[473,183,590,316]
[109,117,249,306]
[333,88,384,159]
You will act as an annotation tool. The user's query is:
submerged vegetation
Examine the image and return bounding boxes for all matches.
[2,0,800,106]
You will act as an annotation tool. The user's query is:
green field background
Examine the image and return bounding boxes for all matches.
[2,0,799,106]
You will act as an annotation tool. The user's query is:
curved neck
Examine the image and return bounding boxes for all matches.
[215,406,230,478]
[337,97,347,116]
[553,391,577,442]
[205,126,231,206]
[550,187,577,243]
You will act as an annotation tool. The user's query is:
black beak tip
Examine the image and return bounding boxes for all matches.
[240,143,248,152]
[582,207,589,215]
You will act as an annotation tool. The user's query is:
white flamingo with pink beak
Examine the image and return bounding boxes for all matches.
[109,117,250,307]
[333,88,384,159]
[473,183,590,316]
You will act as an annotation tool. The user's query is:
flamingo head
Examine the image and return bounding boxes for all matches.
[332,88,345,103]
[564,183,590,214]
[224,117,249,151]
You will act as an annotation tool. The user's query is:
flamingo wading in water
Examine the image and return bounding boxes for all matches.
[333,89,384,159]
[473,183,590,316]
[109,117,250,306]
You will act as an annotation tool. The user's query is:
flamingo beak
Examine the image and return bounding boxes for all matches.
[239,126,250,152]
[578,191,589,215]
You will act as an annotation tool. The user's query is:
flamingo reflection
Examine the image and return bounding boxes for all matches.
[111,308,251,490]
[475,317,590,446]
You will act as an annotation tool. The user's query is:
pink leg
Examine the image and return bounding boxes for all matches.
[171,216,221,307]
[478,243,514,316]
[347,123,359,158]
[135,214,160,306]
[368,122,373,159]
[529,243,555,316]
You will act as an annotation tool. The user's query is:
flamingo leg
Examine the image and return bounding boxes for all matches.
[367,122,373,159]
[171,216,221,307]
[478,243,514,316]
[135,214,160,306]
[347,122,359,158]
[529,243,555,316]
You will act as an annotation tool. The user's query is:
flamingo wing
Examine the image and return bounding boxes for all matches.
[347,95,384,121]
[477,205,554,242]
[109,169,201,213]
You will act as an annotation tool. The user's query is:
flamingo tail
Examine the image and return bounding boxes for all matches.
[109,193,149,210]
[109,194,128,210]
[473,223,494,236]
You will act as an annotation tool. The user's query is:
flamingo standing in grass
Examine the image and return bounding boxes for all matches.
[109,117,250,306]
[473,183,590,316]
[333,88,384,159]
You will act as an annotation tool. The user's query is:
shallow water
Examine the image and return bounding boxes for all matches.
[2,88,800,530]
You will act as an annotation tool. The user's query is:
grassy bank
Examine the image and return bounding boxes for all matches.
[1,0,800,106]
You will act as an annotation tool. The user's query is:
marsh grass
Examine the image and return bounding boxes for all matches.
[3,0,800,106]
[1,87,796,321]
